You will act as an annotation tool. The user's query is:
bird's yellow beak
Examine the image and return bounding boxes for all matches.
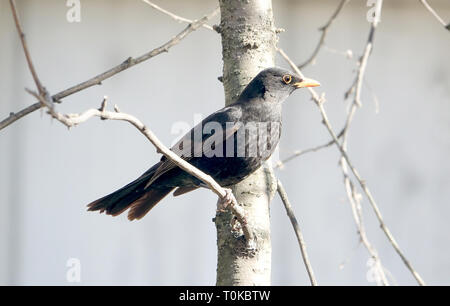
[294,78,321,88]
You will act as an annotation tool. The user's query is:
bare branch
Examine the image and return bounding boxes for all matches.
[142,0,216,31]
[9,0,45,95]
[27,91,255,247]
[341,153,389,286]
[277,179,317,286]
[277,46,426,286]
[10,1,250,246]
[337,2,389,286]
[344,0,380,119]
[275,139,334,169]
[419,0,450,31]
[274,122,351,169]
[298,0,349,69]
[0,7,219,132]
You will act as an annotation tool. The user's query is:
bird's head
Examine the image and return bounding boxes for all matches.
[237,67,320,103]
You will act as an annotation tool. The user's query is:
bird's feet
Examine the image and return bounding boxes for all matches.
[216,188,236,213]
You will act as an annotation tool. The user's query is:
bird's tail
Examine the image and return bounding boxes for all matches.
[87,163,174,220]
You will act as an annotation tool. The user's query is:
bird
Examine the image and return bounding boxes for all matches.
[87,67,320,220]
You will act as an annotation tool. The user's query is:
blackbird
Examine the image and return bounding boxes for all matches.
[87,67,320,220]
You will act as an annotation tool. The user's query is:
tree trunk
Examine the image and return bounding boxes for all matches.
[215,0,277,286]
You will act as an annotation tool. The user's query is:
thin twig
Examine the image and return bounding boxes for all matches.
[142,0,215,31]
[0,7,219,131]
[277,179,317,286]
[343,0,379,115]
[419,0,450,30]
[341,0,380,151]
[275,139,334,169]
[275,123,351,168]
[341,161,389,286]
[338,1,389,286]
[298,0,349,69]
[339,2,389,285]
[9,0,45,95]
[277,46,426,286]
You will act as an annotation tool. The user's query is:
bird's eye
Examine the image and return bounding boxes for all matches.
[282,75,292,84]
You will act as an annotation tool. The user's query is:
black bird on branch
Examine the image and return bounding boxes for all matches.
[87,67,320,220]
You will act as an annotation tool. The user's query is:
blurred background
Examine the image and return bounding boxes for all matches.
[0,0,449,285]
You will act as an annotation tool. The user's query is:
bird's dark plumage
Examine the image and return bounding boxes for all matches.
[87,67,320,220]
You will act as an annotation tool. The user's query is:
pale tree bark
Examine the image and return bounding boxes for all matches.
[215,0,277,286]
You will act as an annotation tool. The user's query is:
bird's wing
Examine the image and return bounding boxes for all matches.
[144,106,242,188]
